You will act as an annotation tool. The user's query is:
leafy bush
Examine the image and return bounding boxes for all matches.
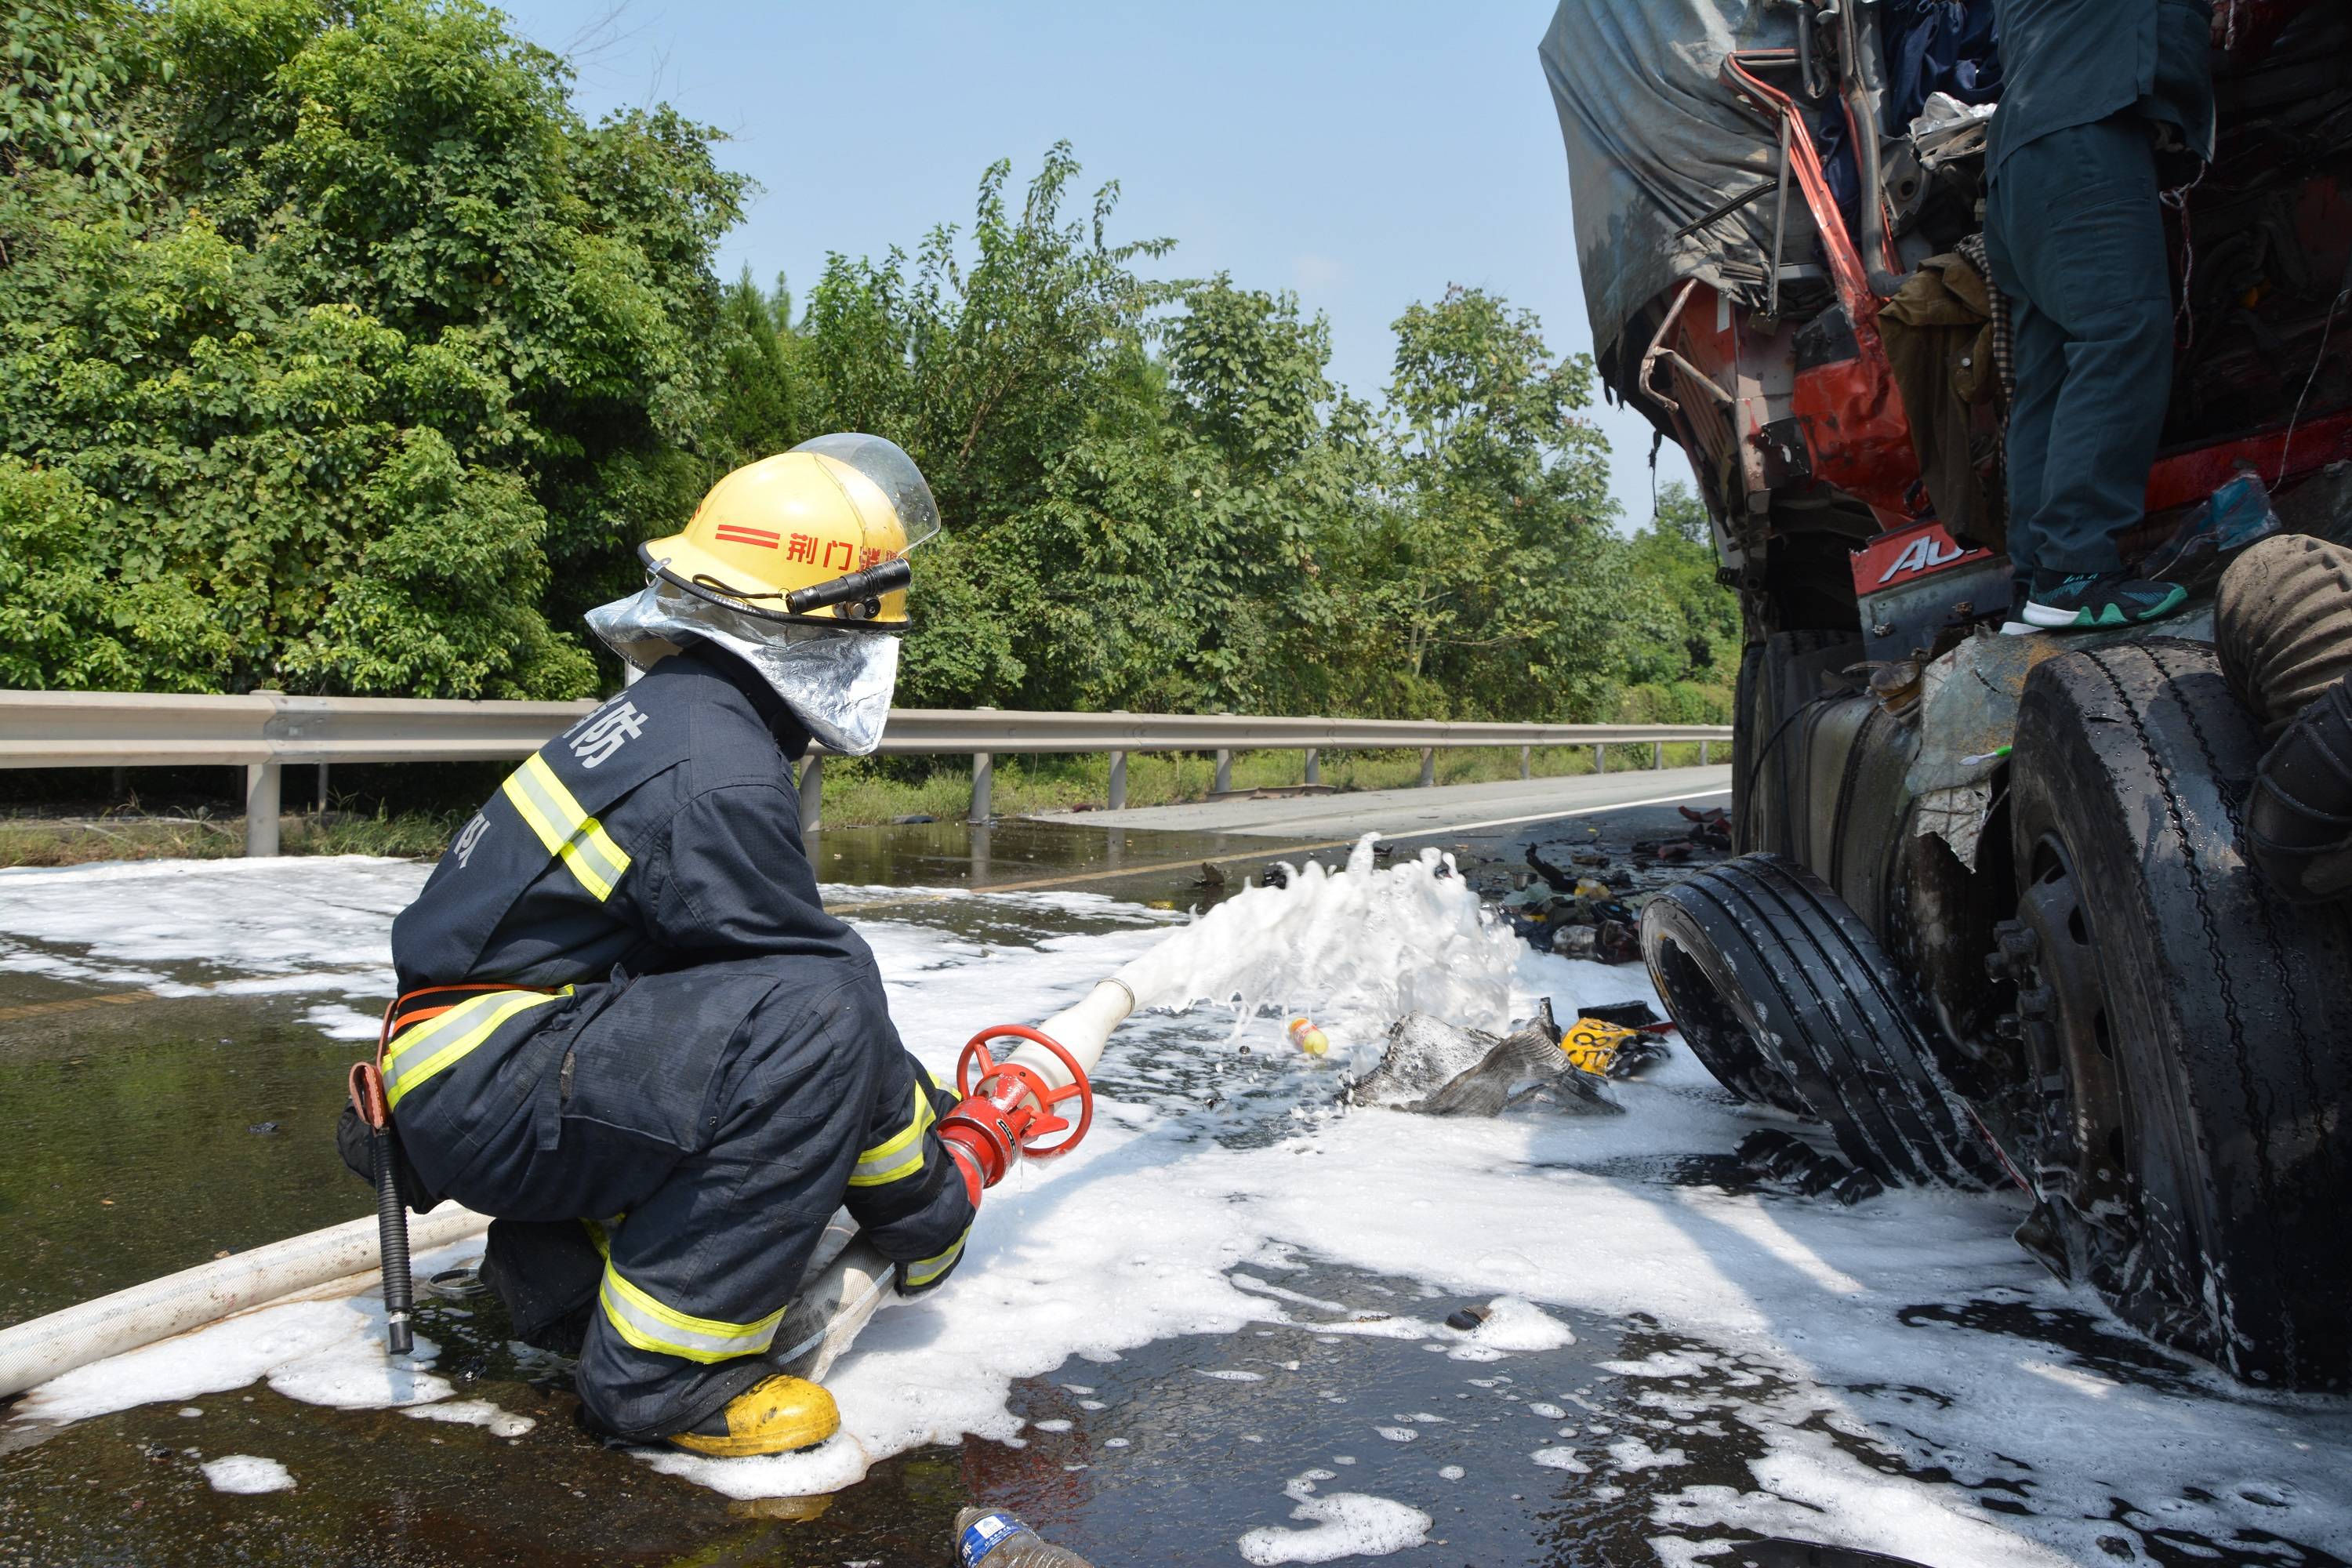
[0,0,739,697]
[1,1,1739,728]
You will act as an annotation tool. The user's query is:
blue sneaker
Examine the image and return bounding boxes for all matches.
[2016,570,2188,631]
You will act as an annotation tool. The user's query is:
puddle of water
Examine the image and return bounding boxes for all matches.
[0,993,372,1327]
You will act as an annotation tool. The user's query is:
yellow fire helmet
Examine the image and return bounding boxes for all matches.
[640,434,940,630]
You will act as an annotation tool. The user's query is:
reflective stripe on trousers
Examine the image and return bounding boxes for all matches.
[502,753,632,901]
[848,1081,937,1188]
[382,988,567,1110]
[586,1221,788,1363]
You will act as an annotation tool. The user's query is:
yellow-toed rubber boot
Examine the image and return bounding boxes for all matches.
[665,1375,840,1457]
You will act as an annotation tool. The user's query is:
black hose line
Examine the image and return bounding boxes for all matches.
[1737,691,1842,848]
[372,1130,414,1356]
[2248,675,2352,903]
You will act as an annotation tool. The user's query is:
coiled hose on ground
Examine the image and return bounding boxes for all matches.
[2216,534,2352,902]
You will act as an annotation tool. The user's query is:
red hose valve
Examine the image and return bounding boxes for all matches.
[938,1025,1094,1196]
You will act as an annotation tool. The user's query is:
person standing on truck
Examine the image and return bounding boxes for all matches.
[344,435,979,1457]
[1984,0,2215,632]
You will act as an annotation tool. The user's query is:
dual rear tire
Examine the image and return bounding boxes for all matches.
[2005,638,2352,1388]
[1660,634,2352,1388]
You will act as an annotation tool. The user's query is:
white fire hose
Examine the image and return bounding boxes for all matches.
[0,981,1141,1409]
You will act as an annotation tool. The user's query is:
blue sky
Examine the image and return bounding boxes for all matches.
[492,1,1694,524]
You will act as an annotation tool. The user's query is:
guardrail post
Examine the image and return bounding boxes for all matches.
[1700,740,1711,765]
[1108,709,1128,810]
[1653,740,1664,770]
[316,762,329,810]
[969,750,993,824]
[1214,748,1232,794]
[109,766,127,802]
[1419,747,1436,788]
[1304,747,1320,786]
[1595,742,1608,775]
[797,754,823,835]
[245,761,281,858]
[1519,745,1531,781]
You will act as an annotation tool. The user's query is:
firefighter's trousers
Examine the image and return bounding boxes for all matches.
[387,954,967,1443]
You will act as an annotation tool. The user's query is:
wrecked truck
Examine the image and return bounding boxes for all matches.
[1541,0,2352,1388]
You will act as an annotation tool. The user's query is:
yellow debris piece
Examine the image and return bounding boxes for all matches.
[1560,1017,1640,1077]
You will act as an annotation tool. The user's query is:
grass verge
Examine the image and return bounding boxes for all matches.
[0,808,466,867]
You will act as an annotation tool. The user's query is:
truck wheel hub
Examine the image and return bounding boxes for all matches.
[2000,834,2133,1234]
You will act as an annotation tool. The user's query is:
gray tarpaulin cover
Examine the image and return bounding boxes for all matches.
[1539,0,1796,370]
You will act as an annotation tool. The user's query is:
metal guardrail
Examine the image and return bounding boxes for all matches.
[0,689,1730,855]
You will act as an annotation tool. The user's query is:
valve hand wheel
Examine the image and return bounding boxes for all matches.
[955,1025,1094,1158]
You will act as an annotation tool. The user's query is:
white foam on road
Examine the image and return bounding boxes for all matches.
[0,855,424,997]
[1238,1471,1433,1563]
[6,853,2352,1566]
[24,1298,437,1420]
[1654,1420,2085,1568]
[402,1399,536,1439]
[1113,837,1522,1043]
[16,1239,483,1425]
[198,1454,295,1494]
[1464,1297,1577,1352]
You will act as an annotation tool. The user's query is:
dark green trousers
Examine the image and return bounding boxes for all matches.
[1984,113,2175,577]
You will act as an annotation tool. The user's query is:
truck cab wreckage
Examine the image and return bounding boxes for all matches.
[1543,0,2352,1388]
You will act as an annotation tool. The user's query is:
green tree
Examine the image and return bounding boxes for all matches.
[0,4,1722,730]
[1616,481,1737,707]
[789,151,1370,715]
[1293,286,1622,720]
[0,0,750,697]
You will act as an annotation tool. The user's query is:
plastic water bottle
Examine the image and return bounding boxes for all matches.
[953,1506,1097,1566]
[2138,466,2282,579]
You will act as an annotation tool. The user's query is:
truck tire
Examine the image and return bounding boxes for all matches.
[1640,864,1813,1119]
[1642,853,1994,1187]
[2006,638,2352,1388]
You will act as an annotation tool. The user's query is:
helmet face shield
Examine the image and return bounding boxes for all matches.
[788,433,940,551]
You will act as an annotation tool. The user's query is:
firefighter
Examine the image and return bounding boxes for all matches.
[1985,0,2214,631]
[356,435,976,1457]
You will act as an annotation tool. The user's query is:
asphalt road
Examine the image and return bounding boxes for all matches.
[1025,765,1733,840]
[8,794,2350,1568]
